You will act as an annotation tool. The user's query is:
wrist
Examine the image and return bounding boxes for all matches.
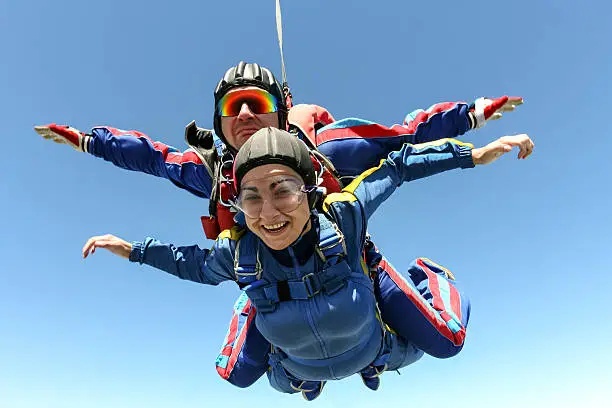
[79,134,92,153]
[467,111,477,130]
[471,147,482,165]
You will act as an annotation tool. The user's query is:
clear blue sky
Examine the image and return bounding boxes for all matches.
[2,0,610,406]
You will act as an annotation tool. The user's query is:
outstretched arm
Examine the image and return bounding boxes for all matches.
[82,233,237,285]
[315,96,522,177]
[34,124,214,198]
[325,134,534,221]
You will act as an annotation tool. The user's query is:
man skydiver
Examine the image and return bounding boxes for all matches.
[33,61,526,392]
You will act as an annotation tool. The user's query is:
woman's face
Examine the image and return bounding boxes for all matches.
[239,164,311,250]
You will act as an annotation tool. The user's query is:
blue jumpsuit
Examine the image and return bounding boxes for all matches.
[80,104,473,388]
[128,139,474,391]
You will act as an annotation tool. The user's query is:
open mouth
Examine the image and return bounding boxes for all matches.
[262,221,289,234]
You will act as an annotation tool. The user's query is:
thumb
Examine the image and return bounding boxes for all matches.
[493,144,512,157]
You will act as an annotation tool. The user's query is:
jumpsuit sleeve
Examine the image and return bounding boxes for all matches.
[87,126,214,198]
[324,138,475,223]
[315,102,471,177]
[128,230,241,285]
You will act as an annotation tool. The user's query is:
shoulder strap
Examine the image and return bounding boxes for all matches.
[234,232,262,287]
[315,212,347,265]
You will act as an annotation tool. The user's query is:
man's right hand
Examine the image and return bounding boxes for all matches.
[34,124,90,152]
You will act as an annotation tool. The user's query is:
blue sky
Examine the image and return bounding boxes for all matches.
[2,0,611,406]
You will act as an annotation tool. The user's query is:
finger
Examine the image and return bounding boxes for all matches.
[506,96,524,106]
[497,97,524,112]
[92,239,112,249]
[521,138,535,159]
[82,236,102,258]
[523,140,535,159]
[82,239,95,257]
[497,105,516,113]
[83,243,96,258]
[34,125,52,137]
[491,142,511,155]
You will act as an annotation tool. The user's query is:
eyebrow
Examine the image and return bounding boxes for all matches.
[241,177,297,192]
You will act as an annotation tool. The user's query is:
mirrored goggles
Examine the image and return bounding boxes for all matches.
[233,177,314,218]
[217,88,279,117]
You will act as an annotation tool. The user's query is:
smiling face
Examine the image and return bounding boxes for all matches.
[220,86,280,150]
[239,164,311,250]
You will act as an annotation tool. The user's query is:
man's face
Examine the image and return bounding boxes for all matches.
[220,86,280,150]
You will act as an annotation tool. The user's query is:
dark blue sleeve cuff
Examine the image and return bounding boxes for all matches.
[129,241,145,263]
[457,145,475,168]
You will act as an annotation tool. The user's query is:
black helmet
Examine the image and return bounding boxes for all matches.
[233,127,318,207]
[213,61,288,152]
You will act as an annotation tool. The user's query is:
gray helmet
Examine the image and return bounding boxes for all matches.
[233,127,319,209]
[213,62,288,152]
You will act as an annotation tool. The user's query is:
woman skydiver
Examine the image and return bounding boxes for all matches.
[82,127,534,400]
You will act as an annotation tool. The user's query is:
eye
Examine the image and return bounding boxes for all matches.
[272,181,300,198]
[242,193,262,202]
[274,188,292,198]
[230,99,248,115]
[248,98,265,114]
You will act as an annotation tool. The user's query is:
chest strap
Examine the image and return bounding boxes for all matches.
[235,213,351,312]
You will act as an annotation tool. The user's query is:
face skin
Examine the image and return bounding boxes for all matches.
[220,86,280,150]
[240,164,311,251]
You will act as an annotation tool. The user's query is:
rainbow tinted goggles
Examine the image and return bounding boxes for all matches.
[217,88,279,117]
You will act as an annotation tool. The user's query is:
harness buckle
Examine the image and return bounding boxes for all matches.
[315,222,347,262]
[301,273,321,297]
[234,240,263,285]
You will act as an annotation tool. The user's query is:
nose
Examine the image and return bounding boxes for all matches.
[237,102,255,120]
[259,196,280,220]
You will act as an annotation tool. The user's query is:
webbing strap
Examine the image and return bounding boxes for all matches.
[243,214,349,312]
[316,214,346,262]
[234,233,262,285]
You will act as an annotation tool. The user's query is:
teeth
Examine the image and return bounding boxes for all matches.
[263,222,287,230]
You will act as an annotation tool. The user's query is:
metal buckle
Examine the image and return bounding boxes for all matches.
[301,273,320,297]
[316,223,347,262]
[217,158,237,208]
[234,240,263,283]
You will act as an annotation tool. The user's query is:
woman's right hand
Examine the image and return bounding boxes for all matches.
[82,234,133,259]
